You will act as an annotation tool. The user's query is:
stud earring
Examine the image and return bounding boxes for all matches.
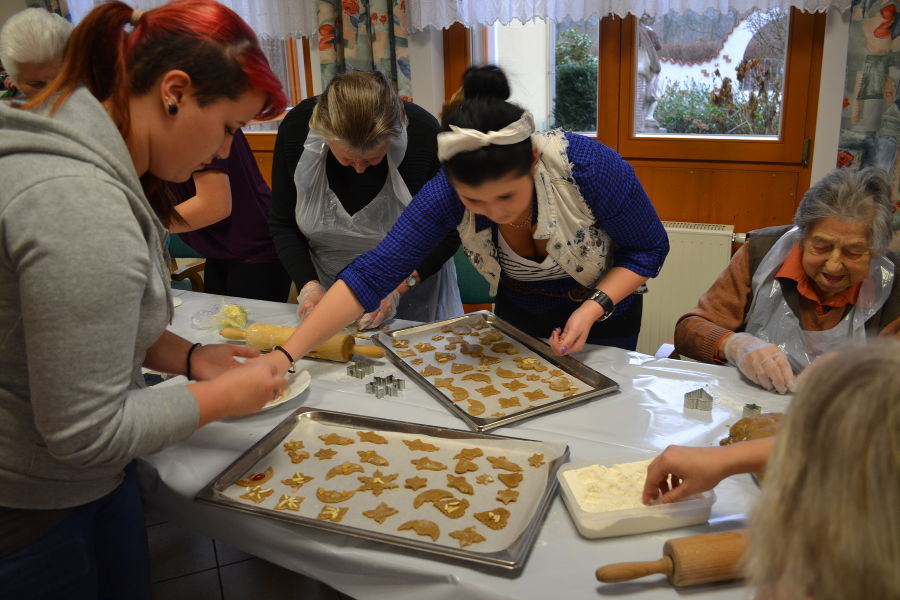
[167,103,178,116]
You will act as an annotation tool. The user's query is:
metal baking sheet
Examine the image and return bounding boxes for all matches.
[373,311,619,432]
[196,407,569,573]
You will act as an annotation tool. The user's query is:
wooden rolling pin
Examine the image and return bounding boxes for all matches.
[596,530,747,587]
[219,324,384,362]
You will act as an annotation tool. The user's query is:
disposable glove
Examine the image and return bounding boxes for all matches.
[722,332,795,394]
[296,281,326,320]
[357,290,401,330]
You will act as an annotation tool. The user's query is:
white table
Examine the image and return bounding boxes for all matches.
[140,289,788,600]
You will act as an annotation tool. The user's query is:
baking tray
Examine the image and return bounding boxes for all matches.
[196,407,569,573]
[373,311,619,432]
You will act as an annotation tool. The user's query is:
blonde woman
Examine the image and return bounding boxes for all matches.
[269,70,462,329]
[745,339,899,600]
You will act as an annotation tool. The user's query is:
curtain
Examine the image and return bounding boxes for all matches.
[317,0,412,100]
[407,0,850,31]
[838,0,900,194]
[68,0,318,38]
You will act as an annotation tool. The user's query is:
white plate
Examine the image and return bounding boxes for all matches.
[262,369,311,411]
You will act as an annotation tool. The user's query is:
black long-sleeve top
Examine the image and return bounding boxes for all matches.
[268,97,460,289]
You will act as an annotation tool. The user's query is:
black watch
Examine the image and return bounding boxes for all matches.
[586,290,615,321]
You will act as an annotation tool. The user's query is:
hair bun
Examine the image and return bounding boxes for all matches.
[461,65,510,101]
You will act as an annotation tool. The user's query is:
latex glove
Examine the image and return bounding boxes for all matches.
[357,290,401,331]
[722,332,795,394]
[296,281,326,320]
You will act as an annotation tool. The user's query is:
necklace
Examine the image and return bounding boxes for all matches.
[506,207,533,230]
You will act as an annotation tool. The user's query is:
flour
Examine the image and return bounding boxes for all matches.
[562,459,652,512]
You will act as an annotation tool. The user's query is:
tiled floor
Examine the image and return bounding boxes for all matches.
[145,504,354,600]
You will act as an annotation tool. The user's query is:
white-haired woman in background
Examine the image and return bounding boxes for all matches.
[0,7,72,98]
[675,167,899,394]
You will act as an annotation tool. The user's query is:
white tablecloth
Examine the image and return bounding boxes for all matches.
[139,290,789,600]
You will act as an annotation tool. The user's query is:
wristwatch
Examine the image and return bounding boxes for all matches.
[406,274,418,288]
[586,289,615,321]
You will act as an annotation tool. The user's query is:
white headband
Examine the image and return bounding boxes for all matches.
[437,111,535,162]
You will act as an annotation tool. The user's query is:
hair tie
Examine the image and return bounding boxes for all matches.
[437,111,535,162]
[130,9,143,26]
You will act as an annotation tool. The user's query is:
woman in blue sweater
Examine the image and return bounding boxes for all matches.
[266,65,668,372]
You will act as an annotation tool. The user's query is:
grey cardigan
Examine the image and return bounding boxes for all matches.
[0,88,198,509]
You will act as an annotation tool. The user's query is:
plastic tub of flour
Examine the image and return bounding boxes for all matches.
[556,457,715,539]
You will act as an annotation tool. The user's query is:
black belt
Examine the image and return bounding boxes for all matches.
[500,278,594,302]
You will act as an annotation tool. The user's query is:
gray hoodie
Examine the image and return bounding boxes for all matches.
[0,87,199,509]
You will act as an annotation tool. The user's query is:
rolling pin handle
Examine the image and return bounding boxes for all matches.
[596,556,673,583]
[352,345,386,359]
[219,327,248,341]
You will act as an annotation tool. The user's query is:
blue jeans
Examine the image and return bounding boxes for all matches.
[0,462,152,600]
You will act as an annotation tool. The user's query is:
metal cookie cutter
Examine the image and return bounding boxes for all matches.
[365,374,405,398]
[742,403,762,417]
[684,388,713,411]
[346,360,375,379]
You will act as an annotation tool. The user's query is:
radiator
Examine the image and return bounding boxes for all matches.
[636,222,737,356]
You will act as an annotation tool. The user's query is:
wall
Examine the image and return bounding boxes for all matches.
[0,0,27,28]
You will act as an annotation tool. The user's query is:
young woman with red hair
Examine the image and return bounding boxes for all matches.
[0,2,288,598]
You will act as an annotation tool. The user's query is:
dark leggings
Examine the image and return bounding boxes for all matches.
[0,462,152,600]
[495,290,643,350]
[203,258,293,302]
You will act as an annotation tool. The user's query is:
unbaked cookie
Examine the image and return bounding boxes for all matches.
[523,389,549,402]
[496,489,520,504]
[454,459,479,474]
[281,472,314,492]
[411,457,447,471]
[496,367,525,379]
[474,507,510,530]
[461,372,491,383]
[357,450,390,466]
[398,520,440,542]
[404,476,428,490]
[498,472,523,488]
[319,433,355,445]
[528,453,546,467]
[460,343,483,357]
[498,397,521,409]
[287,450,310,464]
[501,380,528,392]
[413,488,453,508]
[274,494,303,511]
[453,448,484,460]
[363,502,399,524]
[356,470,399,496]
[449,526,486,548]
[235,467,273,487]
[392,339,409,349]
[450,363,473,374]
[434,352,456,363]
[314,448,338,460]
[487,456,523,472]
[316,488,356,503]
[357,431,389,444]
[433,377,454,388]
[316,506,348,522]
[325,461,365,480]
[396,349,416,358]
[446,474,474,495]
[420,365,442,377]
[414,342,436,352]
[478,330,504,344]
[466,399,486,416]
[434,496,469,519]
[403,439,440,452]
[490,342,519,355]
[474,474,494,485]
[474,384,500,397]
[239,485,273,504]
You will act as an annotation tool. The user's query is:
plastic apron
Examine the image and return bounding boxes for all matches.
[294,128,462,323]
[744,227,894,371]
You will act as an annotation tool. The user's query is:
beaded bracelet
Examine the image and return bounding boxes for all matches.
[186,342,202,380]
[273,345,296,373]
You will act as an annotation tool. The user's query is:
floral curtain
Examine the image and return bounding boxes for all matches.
[838,0,900,193]
[407,0,850,31]
[318,0,413,101]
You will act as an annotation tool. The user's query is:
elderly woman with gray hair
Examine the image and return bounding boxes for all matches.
[0,8,71,98]
[675,166,899,394]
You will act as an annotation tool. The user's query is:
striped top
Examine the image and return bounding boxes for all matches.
[496,232,568,282]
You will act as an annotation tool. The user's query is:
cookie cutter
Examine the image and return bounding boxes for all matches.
[742,403,762,417]
[346,360,376,379]
[365,374,405,398]
[684,388,713,411]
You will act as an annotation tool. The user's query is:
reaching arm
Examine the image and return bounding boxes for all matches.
[642,438,774,505]
[168,170,232,233]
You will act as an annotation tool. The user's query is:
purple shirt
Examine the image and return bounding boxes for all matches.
[169,130,279,264]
